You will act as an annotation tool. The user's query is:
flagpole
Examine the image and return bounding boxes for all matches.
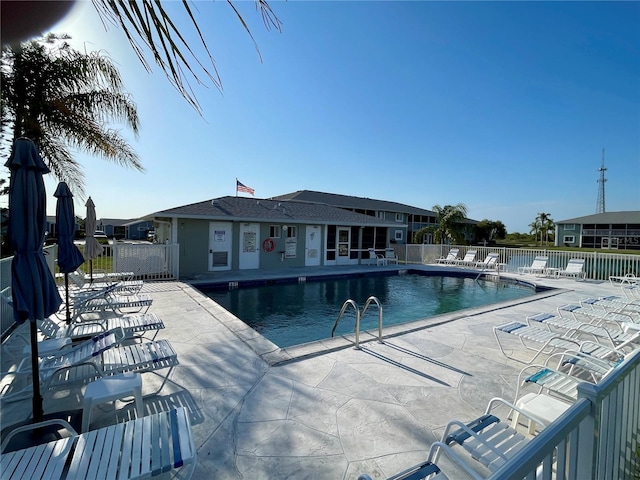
[235,177,237,197]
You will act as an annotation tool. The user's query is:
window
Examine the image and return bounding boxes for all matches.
[563,235,575,243]
[269,225,281,238]
[564,224,575,231]
[395,212,403,222]
[286,226,297,238]
[394,230,403,241]
[377,211,385,219]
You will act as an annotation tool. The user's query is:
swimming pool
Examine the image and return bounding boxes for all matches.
[199,271,539,348]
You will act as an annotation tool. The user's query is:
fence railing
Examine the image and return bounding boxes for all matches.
[0,245,57,337]
[1,243,179,337]
[74,242,179,281]
[397,244,640,280]
[486,349,640,480]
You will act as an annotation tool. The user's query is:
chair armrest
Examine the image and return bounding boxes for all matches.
[1,419,77,452]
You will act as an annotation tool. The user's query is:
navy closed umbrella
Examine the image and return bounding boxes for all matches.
[54,181,85,323]
[5,138,62,423]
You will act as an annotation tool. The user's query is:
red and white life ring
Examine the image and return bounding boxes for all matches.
[263,238,275,252]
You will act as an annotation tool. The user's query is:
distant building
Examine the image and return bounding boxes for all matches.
[555,211,640,250]
[271,190,477,244]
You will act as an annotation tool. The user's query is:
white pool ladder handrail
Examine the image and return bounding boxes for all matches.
[331,296,383,349]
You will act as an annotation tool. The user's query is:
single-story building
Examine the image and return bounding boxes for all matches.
[555,211,640,250]
[148,196,404,278]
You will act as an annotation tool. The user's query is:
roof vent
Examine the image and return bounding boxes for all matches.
[211,199,219,205]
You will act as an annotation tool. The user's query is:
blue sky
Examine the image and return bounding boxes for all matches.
[20,1,640,233]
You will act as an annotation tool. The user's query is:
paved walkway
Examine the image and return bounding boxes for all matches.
[0,266,631,479]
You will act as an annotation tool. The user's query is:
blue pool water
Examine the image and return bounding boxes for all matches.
[201,272,537,348]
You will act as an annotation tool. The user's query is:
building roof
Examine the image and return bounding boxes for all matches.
[557,211,640,225]
[152,196,403,227]
[270,190,436,216]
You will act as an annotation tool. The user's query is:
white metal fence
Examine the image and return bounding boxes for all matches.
[397,244,640,280]
[487,349,640,480]
[73,242,180,282]
[1,243,179,337]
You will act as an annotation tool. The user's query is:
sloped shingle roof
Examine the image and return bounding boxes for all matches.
[152,196,401,227]
[558,211,640,225]
[270,190,436,216]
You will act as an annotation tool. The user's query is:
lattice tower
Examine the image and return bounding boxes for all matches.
[596,148,607,214]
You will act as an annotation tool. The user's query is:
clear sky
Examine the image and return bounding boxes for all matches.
[12,0,640,233]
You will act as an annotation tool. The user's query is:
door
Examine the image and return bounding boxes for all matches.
[336,227,350,265]
[209,222,232,271]
[305,225,321,266]
[239,223,260,269]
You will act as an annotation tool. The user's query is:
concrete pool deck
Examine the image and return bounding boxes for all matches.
[0,265,634,479]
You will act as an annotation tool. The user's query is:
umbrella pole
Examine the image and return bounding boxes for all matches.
[90,259,93,284]
[65,273,71,324]
[30,320,44,424]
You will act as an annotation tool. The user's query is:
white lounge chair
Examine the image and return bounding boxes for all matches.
[433,397,548,475]
[436,248,460,265]
[358,440,483,479]
[39,313,165,341]
[579,296,640,319]
[454,250,477,267]
[557,303,637,331]
[368,248,385,266]
[0,407,196,480]
[384,248,398,265]
[554,258,586,280]
[1,331,178,402]
[493,319,627,369]
[66,270,143,295]
[71,284,152,320]
[474,252,500,269]
[517,256,548,275]
[78,266,134,283]
[1,328,128,402]
[608,273,637,286]
[526,311,640,351]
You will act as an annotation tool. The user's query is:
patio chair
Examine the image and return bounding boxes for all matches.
[66,270,144,295]
[517,256,548,276]
[515,365,585,402]
[0,327,127,402]
[368,248,385,266]
[492,320,624,367]
[554,259,586,280]
[384,248,398,265]
[474,252,500,270]
[579,296,640,320]
[38,313,165,342]
[454,250,477,267]
[71,284,152,320]
[493,321,583,364]
[436,248,460,265]
[2,332,178,402]
[557,304,638,336]
[608,273,637,286]
[526,311,640,351]
[0,407,196,480]
[358,440,484,480]
[78,266,134,283]
[433,397,549,475]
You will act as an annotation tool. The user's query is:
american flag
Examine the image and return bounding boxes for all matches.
[236,179,255,196]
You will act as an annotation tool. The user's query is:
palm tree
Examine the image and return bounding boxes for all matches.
[533,212,554,246]
[1,1,282,113]
[1,36,141,196]
[413,203,468,245]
